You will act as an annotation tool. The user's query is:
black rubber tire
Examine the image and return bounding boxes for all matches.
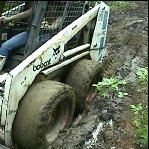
[12,80,76,149]
[66,59,102,115]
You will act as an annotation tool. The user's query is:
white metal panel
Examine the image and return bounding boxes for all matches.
[1,75,13,141]
[0,73,9,140]
[4,4,101,147]
[90,1,110,62]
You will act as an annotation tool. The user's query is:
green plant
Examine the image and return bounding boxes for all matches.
[118,91,128,98]
[131,103,148,147]
[136,67,148,85]
[93,77,128,98]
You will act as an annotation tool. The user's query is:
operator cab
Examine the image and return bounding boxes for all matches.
[0,1,30,71]
[0,1,90,72]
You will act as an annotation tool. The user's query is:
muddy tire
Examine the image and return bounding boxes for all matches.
[12,80,76,149]
[66,59,102,115]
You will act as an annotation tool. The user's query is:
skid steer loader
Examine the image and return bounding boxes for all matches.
[0,1,110,148]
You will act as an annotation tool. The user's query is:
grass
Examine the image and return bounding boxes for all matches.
[131,103,148,147]
[104,1,137,11]
[136,67,148,85]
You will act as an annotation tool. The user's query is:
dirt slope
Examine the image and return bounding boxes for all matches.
[50,1,148,149]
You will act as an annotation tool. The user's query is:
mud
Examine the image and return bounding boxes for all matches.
[50,1,148,149]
